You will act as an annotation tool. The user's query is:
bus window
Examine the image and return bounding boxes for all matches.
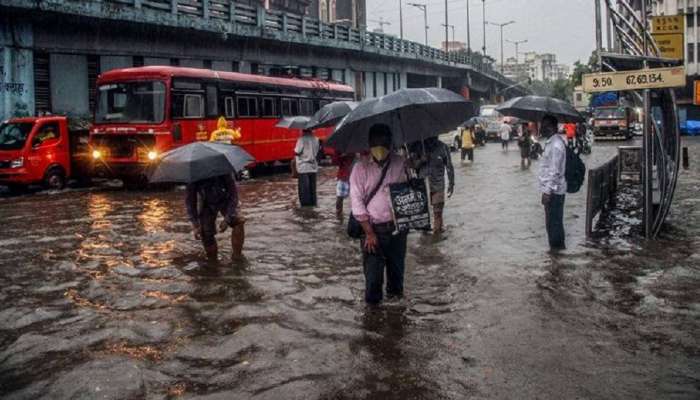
[224,97,235,118]
[172,93,204,119]
[300,99,314,116]
[281,98,298,116]
[206,85,218,117]
[261,97,277,117]
[237,96,258,117]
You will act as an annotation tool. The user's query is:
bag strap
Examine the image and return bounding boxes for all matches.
[365,158,391,206]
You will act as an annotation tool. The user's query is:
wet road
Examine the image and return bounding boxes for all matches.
[1,138,699,399]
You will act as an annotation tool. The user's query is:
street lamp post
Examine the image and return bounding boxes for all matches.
[399,0,404,40]
[408,3,428,46]
[506,38,527,62]
[482,0,486,56]
[444,0,449,57]
[489,20,515,73]
[466,0,471,53]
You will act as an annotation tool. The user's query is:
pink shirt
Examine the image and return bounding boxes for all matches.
[350,154,408,224]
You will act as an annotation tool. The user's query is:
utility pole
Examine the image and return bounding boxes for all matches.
[408,3,428,46]
[482,0,486,56]
[489,20,515,73]
[442,23,455,47]
[399,0,404,40]
[506,38,527,62]
[466,0,471,53]
[444,0,449,56]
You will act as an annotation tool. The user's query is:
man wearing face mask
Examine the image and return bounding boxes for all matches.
[538,115,567,251]
[349,124,409,305]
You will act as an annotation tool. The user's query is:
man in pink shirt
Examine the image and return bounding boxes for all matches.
[350,124,408,304]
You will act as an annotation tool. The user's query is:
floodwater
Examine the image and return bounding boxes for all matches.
[1,138,698,399]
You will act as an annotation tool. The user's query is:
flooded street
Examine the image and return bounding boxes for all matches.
[1,138,699,399]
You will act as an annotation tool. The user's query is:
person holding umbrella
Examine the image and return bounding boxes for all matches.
[329,87,472,304]
[149,142,254,261]
[349,124,408,304]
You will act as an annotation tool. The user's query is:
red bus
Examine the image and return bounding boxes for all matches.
[90,66,354,182]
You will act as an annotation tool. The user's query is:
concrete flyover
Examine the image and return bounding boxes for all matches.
[0,0,527,119]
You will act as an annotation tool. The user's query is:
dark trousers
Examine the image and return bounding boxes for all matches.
[199,207,219,247]
[298,173,317,206]
[461,148,474,161]
[544,194,566,249]
[362,230,408,304]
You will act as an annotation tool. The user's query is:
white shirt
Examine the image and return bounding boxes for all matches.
[500,124,512,141]
[538,134,567,195]
[294,134,320,174]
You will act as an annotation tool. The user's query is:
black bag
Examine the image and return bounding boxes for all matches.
[347,159,391,239]
[198,176,229,209]
[562,137,586,193]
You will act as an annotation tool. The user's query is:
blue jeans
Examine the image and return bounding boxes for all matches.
[361,229,408,304]
[544,194,566,249]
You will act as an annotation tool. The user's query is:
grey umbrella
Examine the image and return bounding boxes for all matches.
[327,88,473,153]
[276,116,311,129]
[149,142,254,183]
[304,101,359,130]
[460,116,486,128]
[496,95,584,123]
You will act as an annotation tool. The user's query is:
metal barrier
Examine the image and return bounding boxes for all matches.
[585,155,619,237]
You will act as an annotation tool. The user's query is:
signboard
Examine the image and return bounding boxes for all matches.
[652,33,684,59]
[582,66,686,93]
[651,16,684,34]
[618,146,641,182]
[694,81,700,106]
[389,178,432,232]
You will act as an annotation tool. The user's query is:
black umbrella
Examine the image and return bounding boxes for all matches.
[304,101,359,130]
[276,116,311,129]
[496,95,584,123]
[149,142,254,183]
[460,116,486,128]
[327,88,473,153]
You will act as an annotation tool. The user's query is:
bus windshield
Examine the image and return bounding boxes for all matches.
[96,81,166,124]
[479,106,500,118]
[0,122,33,150]
[594,107,626,119]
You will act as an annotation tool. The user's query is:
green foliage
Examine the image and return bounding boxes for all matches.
[551,79,573,101]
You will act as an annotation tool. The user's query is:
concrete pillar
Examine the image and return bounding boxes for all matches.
[0,17,34,119]
[211,60,233,71]
[180,59,204,68]
[399,72,407,89]
[437,76,443,88]
[238,61,252,74]
[376,72,385,96]
[50,54,89,116]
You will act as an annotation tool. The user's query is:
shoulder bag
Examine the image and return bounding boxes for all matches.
[347,158,391,239]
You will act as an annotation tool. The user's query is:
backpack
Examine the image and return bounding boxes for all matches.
[560,136,586,193]
[198,176,229,208]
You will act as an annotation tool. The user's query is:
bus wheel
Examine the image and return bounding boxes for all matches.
[44,168,66,190]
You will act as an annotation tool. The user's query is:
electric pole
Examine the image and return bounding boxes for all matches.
[489,20,515,73]
[506,38,527,62]
[444,0,449,56]
[408,3,428,46]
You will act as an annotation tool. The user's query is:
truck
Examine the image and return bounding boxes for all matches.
[478,105,504,141]
[0,116,91,191]
[591,106,635,140]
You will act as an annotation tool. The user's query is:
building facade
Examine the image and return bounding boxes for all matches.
[651,0,700,121]
[308,0,366,28]
[503,51,570,81]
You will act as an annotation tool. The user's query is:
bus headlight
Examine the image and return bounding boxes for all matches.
[92,150,102,160]
[147,151,158,161]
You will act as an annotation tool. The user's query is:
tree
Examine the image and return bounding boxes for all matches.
[570,51,598,87]
[551,78,573,101]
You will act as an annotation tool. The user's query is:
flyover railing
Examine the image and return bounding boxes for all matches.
[94,0,512,84]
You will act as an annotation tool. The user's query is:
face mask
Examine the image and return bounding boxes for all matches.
[370,146,390,162]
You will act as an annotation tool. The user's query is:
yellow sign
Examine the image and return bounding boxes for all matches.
[652,15,684,34]
[582,66,686,93]
[694,81,700,106]
[652,33,684,59]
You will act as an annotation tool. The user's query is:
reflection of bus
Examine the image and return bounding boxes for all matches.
[478,105,504,140]
[592,106,634,140]
[90,66,354,182]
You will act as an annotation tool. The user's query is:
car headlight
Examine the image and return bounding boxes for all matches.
[92,150,102,160]
[147,151,158,161]
[9,157,23,168]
